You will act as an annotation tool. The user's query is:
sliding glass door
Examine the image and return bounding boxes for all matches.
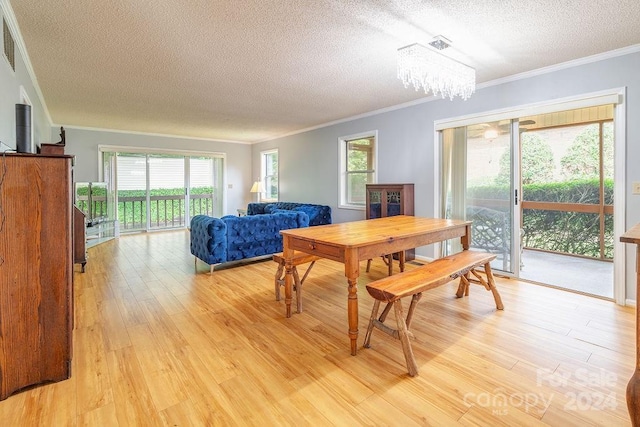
[117,153,148,232]
[440,105,616,298]
[103,148,225,233]
[188,156,223,218]
[148,155,185,230]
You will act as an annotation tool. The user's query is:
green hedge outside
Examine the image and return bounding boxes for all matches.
[117,187,214,228]
[468,179,613,259]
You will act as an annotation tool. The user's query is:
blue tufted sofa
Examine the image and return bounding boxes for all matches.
[247,202,332,226]
[190,210,310,273]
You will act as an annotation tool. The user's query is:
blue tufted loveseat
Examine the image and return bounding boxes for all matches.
[190,210,310,273]
[247,202,332,226]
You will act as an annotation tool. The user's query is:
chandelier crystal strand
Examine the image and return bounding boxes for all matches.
[397,43,476,101]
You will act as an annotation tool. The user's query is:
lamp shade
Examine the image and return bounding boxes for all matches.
[250,181,263,193]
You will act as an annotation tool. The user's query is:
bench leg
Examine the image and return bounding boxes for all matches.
[276,260,316,313]
[455,263,504,311]
[363,300,381,348]
[275,263,284,301]
[378,302,393,323]
[456,274,471,298]
[483,263,504,310]
[404,293,422,330]
[299,260,316,285]
[293,267,302,313]
[393,300,418,377]
[365,298,420,376]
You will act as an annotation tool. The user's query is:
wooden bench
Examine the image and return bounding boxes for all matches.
[363,250,504,377]
[273,252,321,314]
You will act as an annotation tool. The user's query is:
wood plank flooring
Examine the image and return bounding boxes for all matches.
[0,230,634,426]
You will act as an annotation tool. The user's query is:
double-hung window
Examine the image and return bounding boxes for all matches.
[261,149,278,202]
[339,131,377,208]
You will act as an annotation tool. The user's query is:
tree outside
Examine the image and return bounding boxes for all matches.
[496,132,555,186]
[560,123,614,180]
[484,121,614,259]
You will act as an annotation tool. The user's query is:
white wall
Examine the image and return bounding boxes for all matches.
[62,127,252,217]
[5,0,640,299]
[0,1,51,150]
[253,49,640,299]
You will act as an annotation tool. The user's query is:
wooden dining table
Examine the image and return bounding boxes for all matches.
[280,215,472,355]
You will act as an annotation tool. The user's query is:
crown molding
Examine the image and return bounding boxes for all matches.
[477,44,640,89]
[256,43,640,144]
[58,124,250,145]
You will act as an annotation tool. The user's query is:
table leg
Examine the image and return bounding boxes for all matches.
[345,250,359,355]
[628,245,640,425]
[628,371,640,426]
[348,277,358,355]
[283,237,294,318]
[462,224,471,250]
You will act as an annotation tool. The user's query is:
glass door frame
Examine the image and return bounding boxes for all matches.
[433,88,626,304]
[511,120,522,277]
[439,120,521,275]
[98,145,227,233]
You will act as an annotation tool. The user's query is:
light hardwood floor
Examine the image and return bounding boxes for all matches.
[0,230,634,426]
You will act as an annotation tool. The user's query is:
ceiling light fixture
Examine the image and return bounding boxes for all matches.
[397,35,476,101]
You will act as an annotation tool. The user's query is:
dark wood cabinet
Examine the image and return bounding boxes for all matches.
[0,153,73,400]
[366,183,415,260]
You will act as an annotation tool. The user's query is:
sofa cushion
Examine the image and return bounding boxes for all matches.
[222,211,309,261]
[272,210,310,228]
[246,202,332,226]
[294,205,332,226]
[263,203,278,214]
[292,206,318,224]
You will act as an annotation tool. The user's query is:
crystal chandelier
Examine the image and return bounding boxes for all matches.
[397,36,476,100]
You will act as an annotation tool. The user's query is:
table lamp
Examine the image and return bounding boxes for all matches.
[250,181,263,202]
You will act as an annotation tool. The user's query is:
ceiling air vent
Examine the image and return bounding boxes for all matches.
[3,18,15,71]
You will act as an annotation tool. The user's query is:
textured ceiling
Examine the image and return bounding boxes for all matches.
[8,0,640,143]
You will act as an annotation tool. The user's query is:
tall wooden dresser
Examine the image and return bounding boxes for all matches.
[366,183,415,260]
[0,153,74,400]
